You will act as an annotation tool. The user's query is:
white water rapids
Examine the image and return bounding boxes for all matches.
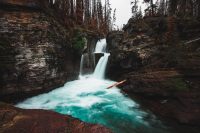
[16,39,170,133]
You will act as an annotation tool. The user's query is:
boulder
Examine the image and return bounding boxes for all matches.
[0,102,112,133]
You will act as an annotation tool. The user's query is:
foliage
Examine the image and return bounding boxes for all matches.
[72,30,86,55]
[130,0,143,22]
[112,8,117,30]
[166,78,189,91]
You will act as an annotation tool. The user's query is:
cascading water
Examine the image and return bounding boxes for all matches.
[16,39,171,133]
[94,39,107,53]
[79,54,85,78]
[93,39,110,79]
[93,53,110,79]
[79,39,110,79]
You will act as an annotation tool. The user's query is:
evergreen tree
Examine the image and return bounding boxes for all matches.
[76,0,84,25]
[44,0,113,34]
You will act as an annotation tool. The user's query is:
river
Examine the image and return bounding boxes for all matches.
[16,39,172,133]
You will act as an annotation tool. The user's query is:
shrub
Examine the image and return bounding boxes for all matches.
[72,31,86,55]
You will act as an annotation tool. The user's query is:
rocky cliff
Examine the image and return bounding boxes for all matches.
[0,1,80,103]
[0,2,111,133]
[107,17,200,127]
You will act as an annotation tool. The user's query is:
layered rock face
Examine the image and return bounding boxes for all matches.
[0,102,112,133]
[0,2,80,102]
[0,2,111,133]
[106,31,155,79]
[107,17,200,126]
[121,70,200,126]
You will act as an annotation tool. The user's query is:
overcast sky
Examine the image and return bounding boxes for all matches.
[109,0,146,28]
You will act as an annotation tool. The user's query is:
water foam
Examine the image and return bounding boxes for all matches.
[16,39,169,133]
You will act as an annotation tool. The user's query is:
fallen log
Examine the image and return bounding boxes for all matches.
[106,80,127,89]
[184,37,200,44]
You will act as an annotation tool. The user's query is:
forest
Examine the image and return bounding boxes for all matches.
[39,0,200,35]
[44,0,113,35]
[138,0,200,17]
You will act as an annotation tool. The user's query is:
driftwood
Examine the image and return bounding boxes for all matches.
[106,80,127,89]
[184,37,200,44]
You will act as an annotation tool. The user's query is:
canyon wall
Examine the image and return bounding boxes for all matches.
[0,1,80,102]
[107,17,200,126]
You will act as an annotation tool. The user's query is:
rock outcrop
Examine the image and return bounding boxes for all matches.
[107,31,156,79]
[0,102,112,133]
[121,70,200,126]
[0,1,80,103]
[107,17,200,126]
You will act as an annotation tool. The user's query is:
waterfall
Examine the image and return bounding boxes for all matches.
[79,38,109,80]
[79,54,85,79]
[93,39,109,79]
[94,39,107,53]
[93,53,110,79]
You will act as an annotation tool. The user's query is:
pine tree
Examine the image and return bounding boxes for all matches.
[158,0,166,16]
[76,0,84,25]
[70,0,74,17]
[112,8,116,30]
[91,0,97,29]
[84,0,91,25]
[131,0,139,18]
[44,0,112,34]
[198,0,200,18]
[143,0,154,15]
[103,0,112,32]
[97,0,103,29]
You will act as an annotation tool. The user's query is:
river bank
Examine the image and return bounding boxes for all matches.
[106,16,200,131]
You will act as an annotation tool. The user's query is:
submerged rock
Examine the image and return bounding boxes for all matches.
[0,102,112,133]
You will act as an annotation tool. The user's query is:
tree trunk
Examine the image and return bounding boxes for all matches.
[76,0,83,25]
[150,0,154,15]
[169,0,178,16]
[198,0,200,18]
[70,0,74,17]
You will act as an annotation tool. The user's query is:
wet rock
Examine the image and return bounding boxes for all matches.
[94,53,104,65]
[0,102,112,133]
[120,70,200,126]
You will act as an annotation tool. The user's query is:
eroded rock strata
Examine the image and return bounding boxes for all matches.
[107,17,200,127]
[0,1,80,102]
[0,1,111,133]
